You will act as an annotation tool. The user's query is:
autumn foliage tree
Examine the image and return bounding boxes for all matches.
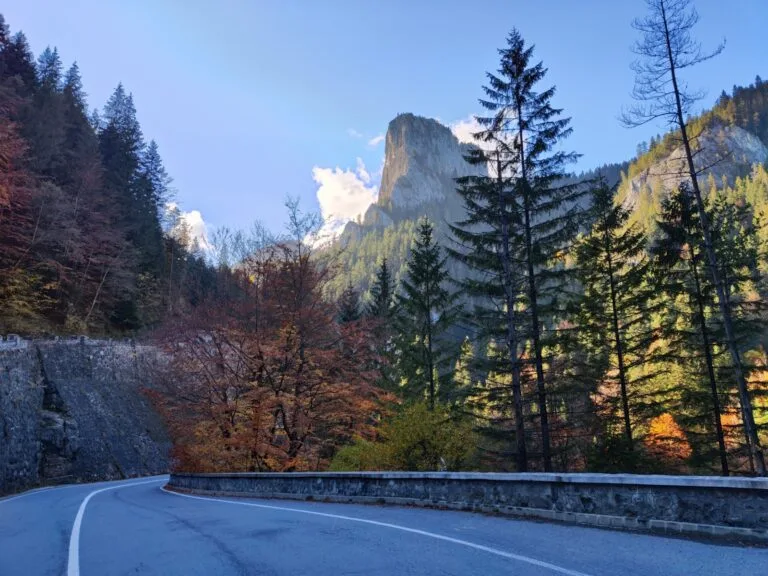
[153,206,387,472]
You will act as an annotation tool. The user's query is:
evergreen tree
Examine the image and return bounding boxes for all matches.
[100,84,144,209]
[36,46,62,90]
[365,257,398,392]
[337,284,361,324]
[25,46,65,177]
[135,140,171,257]
[452,336,478,406]
[395,218,462,409]
[0,14,9,54]
[63,63,86,111]
[653,183,728,474]
[450,108,528,469]
[366,258,395,319]
[574,181,660,461]
[451,29,583,471]
[98,83,145,328]
[2,32,37,93]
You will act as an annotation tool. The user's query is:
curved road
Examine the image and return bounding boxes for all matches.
[0,476,765,575]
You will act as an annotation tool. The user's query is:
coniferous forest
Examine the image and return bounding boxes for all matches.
[1,0,767,477]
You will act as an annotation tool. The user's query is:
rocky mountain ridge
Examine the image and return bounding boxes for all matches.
[623,122,768,208]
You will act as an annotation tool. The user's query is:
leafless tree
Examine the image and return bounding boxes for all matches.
[622,0,765,475]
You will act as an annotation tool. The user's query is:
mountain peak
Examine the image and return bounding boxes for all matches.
[376,114,483,215]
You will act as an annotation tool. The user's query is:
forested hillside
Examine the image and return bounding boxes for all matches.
[619,77,768,230]
[0,15,215,335]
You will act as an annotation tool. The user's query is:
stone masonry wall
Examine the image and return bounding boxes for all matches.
[169,471,768,541]
[0,336,169,494]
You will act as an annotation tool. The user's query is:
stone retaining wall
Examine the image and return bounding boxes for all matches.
[168,471,768,541]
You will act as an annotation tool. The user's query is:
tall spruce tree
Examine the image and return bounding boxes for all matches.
[450,103,528,469]
[98,84,145,328]
[451,29,583,471]
[624,0,765,474]
[653,184,728,473]
[365,258,397,391]
[25,46,65,177]
[395,218,461,409]
[574,181,660,462]
[366,258,395,319]
[3,32,37,94]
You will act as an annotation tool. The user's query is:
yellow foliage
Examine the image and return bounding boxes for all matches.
[644,413,692,468]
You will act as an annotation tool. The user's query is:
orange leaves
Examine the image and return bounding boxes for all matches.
[153,243,386,473]
[644,413,692,469]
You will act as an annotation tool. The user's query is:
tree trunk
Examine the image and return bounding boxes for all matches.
[516,102,552,471]
[688,239,729,475]
[496,155,527,471]
[660,0,765,475]
[603,219,633,451]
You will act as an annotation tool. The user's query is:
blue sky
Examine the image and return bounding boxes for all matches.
[4,0,767,237]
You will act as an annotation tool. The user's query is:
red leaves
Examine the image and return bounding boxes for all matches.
[152,244,386,472]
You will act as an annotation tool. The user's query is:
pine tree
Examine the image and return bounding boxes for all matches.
[98,83,146,328]
[451,29,583,471]
[25,46,65,177]
[624,0,765,474]
[337,284,361,324]
[395,218,462,409]
[36,46,62,90]
[0,14,9,57]
[574,181,660,461]
[450,107,528,469]
[366,258,395,319]
[2,32,37,94]
[63,63,86,111]
[653,183,728,474]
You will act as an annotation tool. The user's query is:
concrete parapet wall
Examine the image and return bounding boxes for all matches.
[168,471,768,542]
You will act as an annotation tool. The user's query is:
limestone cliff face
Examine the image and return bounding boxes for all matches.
[625,122,768,207]
[377,113,483,215]
[341,113,483,247]
[0,337,169,494]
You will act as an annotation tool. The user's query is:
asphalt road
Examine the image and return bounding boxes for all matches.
[0,476,765,576]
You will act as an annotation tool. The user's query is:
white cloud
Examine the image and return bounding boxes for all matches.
[367,134,385,147]
[166,202,212,253]
[450,115,483,144]
[179,210,211,252]
[347,128,363,139]
[355,157,371,183]
[311,157,378,244]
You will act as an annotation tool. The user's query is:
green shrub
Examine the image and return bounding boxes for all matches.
[329,402,478,471]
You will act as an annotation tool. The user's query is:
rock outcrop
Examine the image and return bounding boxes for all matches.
[0,337,169,494]
[625,122,768,207]
[341,113,484,246]
[377,113,484,215]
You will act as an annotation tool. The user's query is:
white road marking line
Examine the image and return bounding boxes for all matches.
[67,478,165,576]
[0,475,168,506]
[162,487,595,576]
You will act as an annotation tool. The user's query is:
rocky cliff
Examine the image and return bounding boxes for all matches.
[0,336,169,494]
[624,122,768,207]
[342,114,484,244]
[376,113,484,216]
[332,114,484,296]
